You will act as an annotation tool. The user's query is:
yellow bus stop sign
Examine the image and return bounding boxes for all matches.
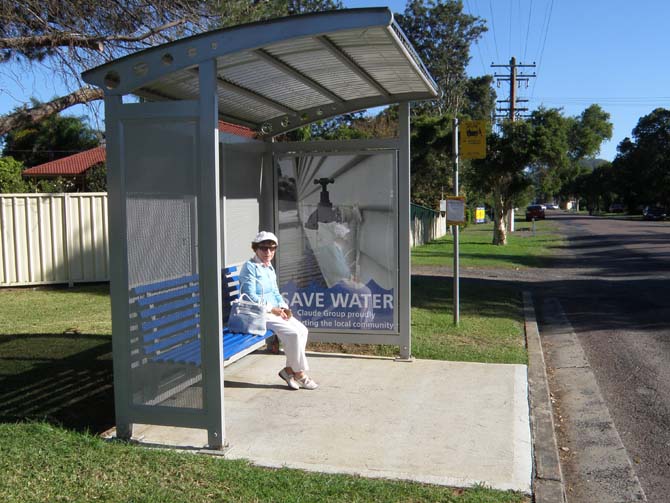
[459,120,487,159]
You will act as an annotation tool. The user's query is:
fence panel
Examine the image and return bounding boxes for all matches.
[0,193,109,287]
[2,196,438,286]
[410,203,447,247]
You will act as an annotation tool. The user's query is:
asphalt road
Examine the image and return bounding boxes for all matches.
[534,212,670,502]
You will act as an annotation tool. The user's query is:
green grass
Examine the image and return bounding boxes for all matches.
[412,219,564,269]
[0,423,527,503]
[411,276,526,365]
[0,275,532,502]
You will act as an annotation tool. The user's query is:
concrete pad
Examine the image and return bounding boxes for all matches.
[112,352,532,493]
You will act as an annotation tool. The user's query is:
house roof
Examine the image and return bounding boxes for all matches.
[22,146,106,177]
[22,121,255,177]
[81,8,439,138]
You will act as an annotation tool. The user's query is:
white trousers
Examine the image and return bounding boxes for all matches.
[266,314,310,372]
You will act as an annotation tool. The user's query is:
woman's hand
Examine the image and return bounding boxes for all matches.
[271,307,289,320]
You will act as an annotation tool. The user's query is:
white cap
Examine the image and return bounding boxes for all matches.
[252,231,278,245]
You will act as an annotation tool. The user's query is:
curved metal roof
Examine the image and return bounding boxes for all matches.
[82,8,439,137]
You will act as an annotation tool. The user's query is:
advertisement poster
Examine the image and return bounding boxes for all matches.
[276,150,398,333]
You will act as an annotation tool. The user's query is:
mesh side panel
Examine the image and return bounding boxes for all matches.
[127,197,195,288]
[122,119,203,410]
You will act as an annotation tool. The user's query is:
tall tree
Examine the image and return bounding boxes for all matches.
[467,120,535,245]
[527,105,612,203]
[397,0,487,117]
[2,107,99,167]
[612,108,670,209]
[410,114,453,208]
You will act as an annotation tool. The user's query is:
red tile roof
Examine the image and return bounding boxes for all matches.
[23,121,256,177]
[218,120,256,138]
[22,146,105,176]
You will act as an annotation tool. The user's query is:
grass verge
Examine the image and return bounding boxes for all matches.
[0,251,536,501]
[412,218,564,269]
[0,422,527,503]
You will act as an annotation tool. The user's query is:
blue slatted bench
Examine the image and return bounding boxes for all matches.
[132,265,273,372]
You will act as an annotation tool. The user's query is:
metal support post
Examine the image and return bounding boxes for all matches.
[198,59,226,450]
[398,101,412,360]
[452,118,460,326]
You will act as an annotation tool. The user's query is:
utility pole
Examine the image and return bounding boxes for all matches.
[492,57,536,122]
[492,57,536,232]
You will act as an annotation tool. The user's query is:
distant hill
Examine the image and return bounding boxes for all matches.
[578,158,609,171]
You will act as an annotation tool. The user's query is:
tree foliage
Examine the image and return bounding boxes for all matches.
[397,0,487,116]
[467,120,535,244]
[410,114,453,207]
[526,105,612,203]
[611,108,670,210]
[465,104,612,245]
[84,162,107,192]
[0,0,342,135]
[2,108,99,167]
[0,156,28,193]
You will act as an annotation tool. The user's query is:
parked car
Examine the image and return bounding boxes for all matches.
[525,204,545,221]
[643,206,666,221]
[608,202,625,213]
[544,203,559,210]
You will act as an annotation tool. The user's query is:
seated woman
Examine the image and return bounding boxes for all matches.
[239,231,318,390]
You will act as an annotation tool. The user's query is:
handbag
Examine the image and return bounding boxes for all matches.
[228,293,267,335]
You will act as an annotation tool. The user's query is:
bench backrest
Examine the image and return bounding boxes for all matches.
[131,265,243,363]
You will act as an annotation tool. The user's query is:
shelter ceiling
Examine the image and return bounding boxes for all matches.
[82,9,439,137]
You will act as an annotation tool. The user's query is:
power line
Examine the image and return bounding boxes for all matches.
[508,0,513,59]
[530,0,555,102]
[523,0,533,62]
[488,0,500,62]
[465,0,489,73]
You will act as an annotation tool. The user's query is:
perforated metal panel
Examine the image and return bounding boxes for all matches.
[122,119,204,410]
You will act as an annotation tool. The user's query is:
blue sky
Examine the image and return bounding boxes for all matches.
[347,0,670,161]
[2,1,669,161]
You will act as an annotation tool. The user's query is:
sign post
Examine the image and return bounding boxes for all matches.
[453,119,487,325]
[452,118,460,325]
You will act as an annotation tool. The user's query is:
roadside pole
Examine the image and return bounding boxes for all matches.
[453,118,460,326]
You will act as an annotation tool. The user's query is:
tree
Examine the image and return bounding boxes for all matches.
[611,108,670,210]
[84,162,107,192]
[397,0,487,117]
[2,107,99,167]
[467,120,535,245]
[462,75,496,121]
[0,0,342,135]
[410,114,453,208]
[0,156,28,193]
[525,105,612,204]
[568,162,615,214]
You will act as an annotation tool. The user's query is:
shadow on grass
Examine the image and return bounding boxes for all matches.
[0,333,114,434]
[412,275,522,320]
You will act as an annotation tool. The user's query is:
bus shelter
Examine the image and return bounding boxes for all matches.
[82,8,439,449]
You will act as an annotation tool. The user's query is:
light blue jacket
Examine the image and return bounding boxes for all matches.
[239,256,287,310]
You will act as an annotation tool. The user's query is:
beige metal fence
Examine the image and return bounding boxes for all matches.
[410,203,447,247]
[0,193,109,287]
[1,195,440,287]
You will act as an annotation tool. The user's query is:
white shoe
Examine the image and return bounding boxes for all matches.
[278,369,299,390]
[295,375,318,390]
